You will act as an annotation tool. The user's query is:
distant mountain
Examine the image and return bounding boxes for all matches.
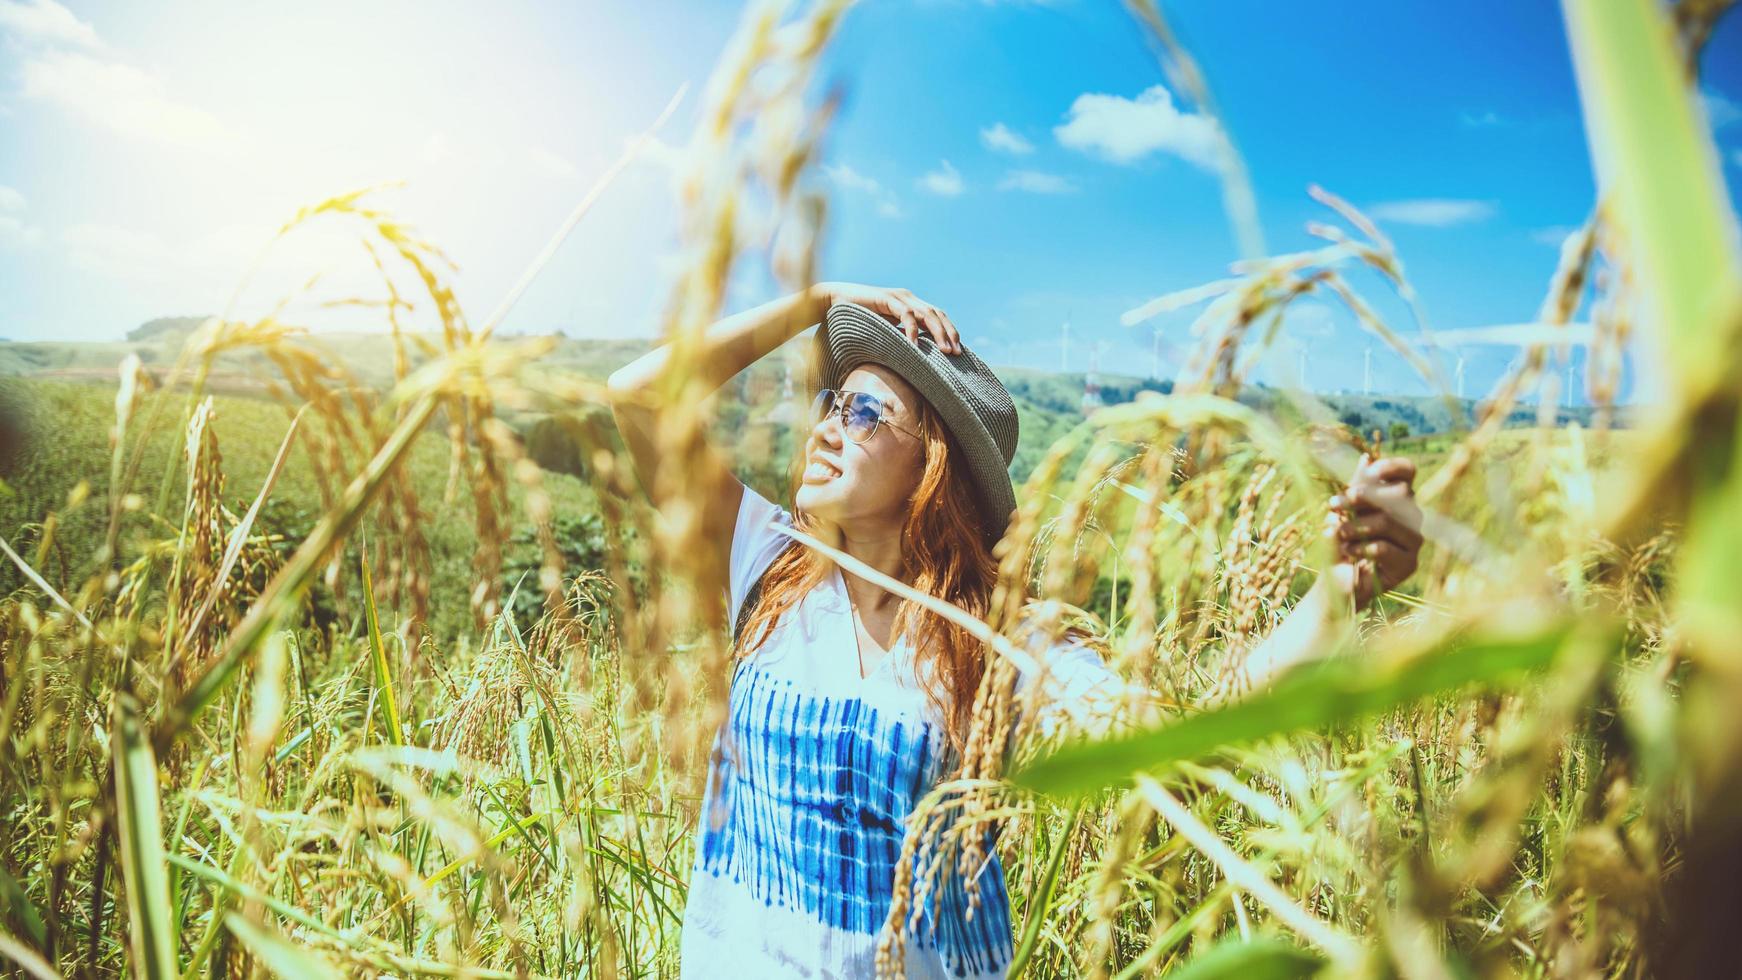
[0,328,1605,454]
[127,316,211,343]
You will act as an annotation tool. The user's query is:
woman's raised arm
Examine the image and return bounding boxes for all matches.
[606,286,829,578]
[605,282,963,582]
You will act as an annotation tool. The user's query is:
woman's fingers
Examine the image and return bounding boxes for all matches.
[1332,481,1421,537]
[922,309,954,352]
[1322,548,1378,605]
[1362,456,1417,488]
[940,312,961,353]
[852,286,963,354]
[1331,479,1412,514]
[1326,453,1425,606]
[880,296,963,353]
[1344,459,1414,511]
[1342,538,1418,592]
[1339,456,1416,498]
[917,306,958,353]
[1359,458,1415,491]
[890,302,921,345]
[895,288,955,353]
[1338,510,1423,551]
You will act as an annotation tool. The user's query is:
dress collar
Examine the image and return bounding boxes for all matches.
[823,563,922,662]
[816,563,850,611]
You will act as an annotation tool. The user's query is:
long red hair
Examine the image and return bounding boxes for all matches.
[734,391,998,748]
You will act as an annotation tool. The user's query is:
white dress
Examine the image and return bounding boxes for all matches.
[678,484,1117,979]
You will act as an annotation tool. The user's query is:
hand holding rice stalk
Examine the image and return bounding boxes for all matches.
[1326,453,1423,607]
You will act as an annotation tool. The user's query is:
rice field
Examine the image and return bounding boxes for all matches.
[2,1,1740,978]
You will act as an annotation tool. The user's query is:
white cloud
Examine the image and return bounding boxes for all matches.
[1367,198,1496,227]
[979,122,1034,155]
[917,159,964,197]
[824,162,883,194]
[1459,109,1504,128]
[0,0,99,48]
[0,214,42,250]
[825,162,903,218]
[1701,89,1741,129]
[1054,83,1221,169]
[0,184,41,250]
[997,169,1075,194]
[21,51,237,153]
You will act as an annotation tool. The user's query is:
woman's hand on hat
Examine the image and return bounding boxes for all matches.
[1323,454,1423,608]
[815,281,963,354]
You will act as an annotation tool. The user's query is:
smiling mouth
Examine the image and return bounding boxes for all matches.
[803,458,842,482]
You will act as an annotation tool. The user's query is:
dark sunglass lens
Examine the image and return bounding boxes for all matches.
[843,392,881,442]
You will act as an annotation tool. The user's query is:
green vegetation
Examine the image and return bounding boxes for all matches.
[0,377,606,644]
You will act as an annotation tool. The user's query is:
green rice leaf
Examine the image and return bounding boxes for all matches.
[225,913,343,979]
[1165,935,1325,980]
[0,864,47,950]
[1013,614,1581,798]
[1007,802,1084,976]
[1562,0,1742,394]
[111,695,177,979]
[361,551,404,747]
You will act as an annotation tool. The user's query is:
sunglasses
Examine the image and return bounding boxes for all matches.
[809,387,919,443]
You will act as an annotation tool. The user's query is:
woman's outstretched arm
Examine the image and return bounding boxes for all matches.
[1016,457,1424,744]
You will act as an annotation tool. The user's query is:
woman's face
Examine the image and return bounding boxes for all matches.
[794,364,928,533]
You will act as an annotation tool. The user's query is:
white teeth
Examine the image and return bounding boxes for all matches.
[805,460,839,480]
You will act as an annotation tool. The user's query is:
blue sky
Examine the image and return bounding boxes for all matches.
[1,0,1739,403]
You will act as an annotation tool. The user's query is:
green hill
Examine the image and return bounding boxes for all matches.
[0,378,607,642]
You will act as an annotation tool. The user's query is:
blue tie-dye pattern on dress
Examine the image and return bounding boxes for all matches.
[696,657,1013,977]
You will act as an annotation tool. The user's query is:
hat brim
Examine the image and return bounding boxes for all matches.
[812,301,1018,544]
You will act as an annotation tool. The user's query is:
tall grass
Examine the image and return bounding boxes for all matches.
[0,0,1736,977]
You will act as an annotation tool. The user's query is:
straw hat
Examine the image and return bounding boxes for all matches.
[811,301,1020,543]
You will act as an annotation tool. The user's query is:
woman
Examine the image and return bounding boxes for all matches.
[607,283,1423,979]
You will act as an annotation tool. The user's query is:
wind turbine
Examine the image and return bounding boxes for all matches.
[1565,350,1577,408]
[1455,351,1466,399]
[1362,346,1373,396]
[1083,340,1109,413]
